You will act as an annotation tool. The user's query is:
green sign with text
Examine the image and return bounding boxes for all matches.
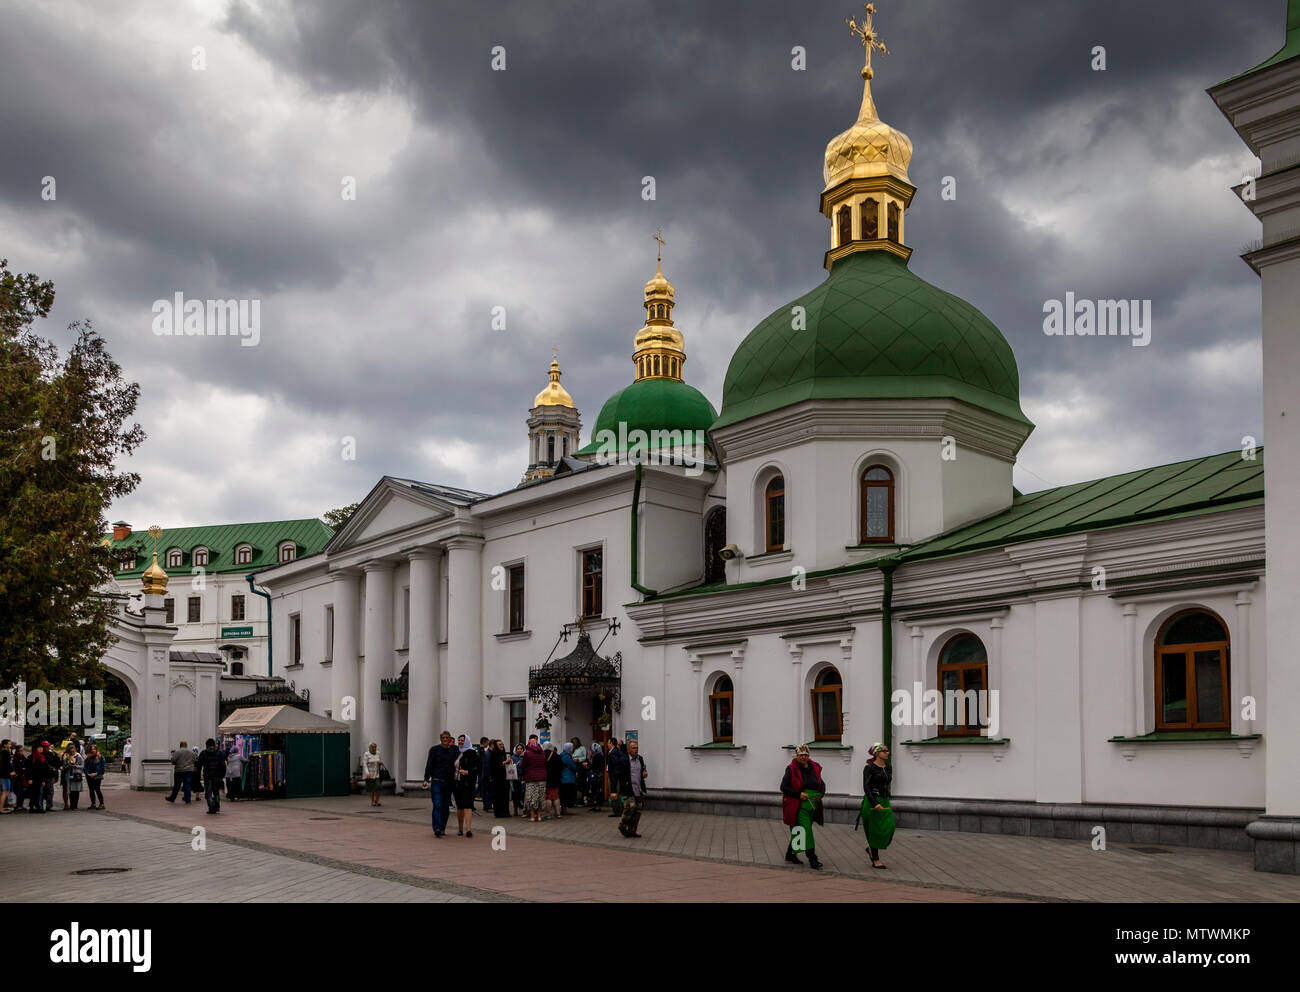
[221,626,253,638]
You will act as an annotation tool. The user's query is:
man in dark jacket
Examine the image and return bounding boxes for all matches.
[197,739,227,814]
[616,739,648,838]
[605,739,628,817]
[422,731,459,837]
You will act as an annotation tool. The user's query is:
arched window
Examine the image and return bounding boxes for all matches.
[704,507,727,583]
[562,436,568,457]
[709,675,734,742]
[861,197,879,239]
[938,633,988,736]
[811,668,842,741]
[547,435,555,464]
[765,476,785,551]
[887,201,900,241]
[278,542,296,564]
[192,547,208,567]
[860,465,894,543]
[1155,610,1229,730]
[166,548,183,568]
[837,204,852,245]
[235,544,253,565]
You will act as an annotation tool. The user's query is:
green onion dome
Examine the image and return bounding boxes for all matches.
[577,377,718,455]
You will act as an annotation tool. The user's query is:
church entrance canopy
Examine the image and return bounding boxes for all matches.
[528,629,622,716]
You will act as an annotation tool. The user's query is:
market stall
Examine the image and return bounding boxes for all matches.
[216,704,351,799]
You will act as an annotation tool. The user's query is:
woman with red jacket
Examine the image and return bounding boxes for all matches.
[780,744,825,870]
[519,736,548,822]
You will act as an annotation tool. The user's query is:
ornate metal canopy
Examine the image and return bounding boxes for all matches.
[529,631,621,714]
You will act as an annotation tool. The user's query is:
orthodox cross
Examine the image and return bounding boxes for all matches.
[847,3,889,79]
[147,524,163,558]
[653,227,666,266]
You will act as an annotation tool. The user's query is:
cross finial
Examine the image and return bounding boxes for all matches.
[847,3,889,80]
[653,227,666,269]
[553,345,558,362]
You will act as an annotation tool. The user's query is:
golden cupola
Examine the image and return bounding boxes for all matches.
[141,551,169,596]
[533,357,575,409]
[821,3,916,269]
[633,229,687,382]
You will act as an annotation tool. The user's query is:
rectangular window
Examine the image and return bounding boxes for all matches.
[581,549,603,619]
[231,594,245,622]
[324,605,335,662]
[508,564,525,632]
[164,598,174,624]
[187,596,201,623]
[509,700,526,749]
[290,614,302,665]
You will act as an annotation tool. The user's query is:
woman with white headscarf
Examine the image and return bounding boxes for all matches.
[453,732,479,836]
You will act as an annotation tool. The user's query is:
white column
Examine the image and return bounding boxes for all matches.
[361,562,394,763]
[1123,603,1138,737]
[406,547,441,783]
[1234,590,1253,736]
[910,625,923,740]
[445,536,484,735]
[330,572,361,768]
[731,649,744,746]
[689,656,703,745]
[789,645,804,744]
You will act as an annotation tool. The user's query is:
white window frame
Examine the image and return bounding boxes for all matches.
[192,547,209,567]
[166,547,183,568]
[278,541,297,564]
[235,544,252,565]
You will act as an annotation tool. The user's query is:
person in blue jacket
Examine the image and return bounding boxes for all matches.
[559,741,579,811]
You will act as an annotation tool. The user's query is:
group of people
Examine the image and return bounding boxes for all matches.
[779,742,895,871]
[0,736,108,813]
[355,733,651,840]
[162,738,245,815]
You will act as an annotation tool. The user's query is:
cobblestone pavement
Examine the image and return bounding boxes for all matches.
[5,778,1297,903]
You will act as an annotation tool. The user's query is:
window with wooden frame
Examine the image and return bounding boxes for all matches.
[765,476,785,551]
[937,633,988,736]
[166,548,183,568]
[861,197,879,239]
[164,598,174,624]
[278,542,296,563]
[1155,610,1229,731]
[709,675,734,742]
[187,596,201,624]
[837,203,852,245]
[508,564,526,632]
[703,507,727,584]
[581,548,603,619]
[509,700,526,749]
[860,465,894,543]
[811,668,843,741]
[231,594,245,622]
[193,547,208,566]
[235,545,252,565]
[887,201,901,241]
[290,613,302,665]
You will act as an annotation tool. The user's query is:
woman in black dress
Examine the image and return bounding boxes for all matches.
[490,741,511,819]
[454,733,479,837]
[862,743,894,869]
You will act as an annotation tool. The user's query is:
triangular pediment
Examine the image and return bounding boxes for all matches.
[326,477,474,553]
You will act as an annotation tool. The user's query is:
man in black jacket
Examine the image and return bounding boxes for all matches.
[616,739,648,839]
[197,739,227,814]
[422,731,459,837]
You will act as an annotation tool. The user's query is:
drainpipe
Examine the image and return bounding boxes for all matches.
[630,463,658,599]
[246,573,273,676]
[879,561,897,753]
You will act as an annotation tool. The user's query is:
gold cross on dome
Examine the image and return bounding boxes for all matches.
[847,3,889,79]
[652,227,666,265]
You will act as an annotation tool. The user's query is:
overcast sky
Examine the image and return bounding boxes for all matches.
[0,0,1284,528]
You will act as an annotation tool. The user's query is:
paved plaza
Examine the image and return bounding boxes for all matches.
[3,774,1298,903]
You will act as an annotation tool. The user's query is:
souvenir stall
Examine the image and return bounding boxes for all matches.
[216,705,351,799]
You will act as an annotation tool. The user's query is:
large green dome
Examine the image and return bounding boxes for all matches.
[715,251,1031,430]
[577,376,718,455]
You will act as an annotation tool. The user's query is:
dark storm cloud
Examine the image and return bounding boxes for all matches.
[0,0,1285,524]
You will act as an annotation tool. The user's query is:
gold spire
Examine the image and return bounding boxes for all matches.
[533,350,575,409]
[141,525,168,595]
[634,230,685,382]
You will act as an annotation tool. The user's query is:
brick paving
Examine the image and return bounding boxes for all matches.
[5,776,1298,903]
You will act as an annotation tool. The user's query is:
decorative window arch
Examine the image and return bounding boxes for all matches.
[278,541,297,564]
[166,548,183,569]
[547,435,555,464]
[235,544,253,566]
[861,197,879,239]
[1155,609,1229,730]
[860,465,895,543]
[654,355,662,376]
[703,507,727,584]
[192,547,209,567]
[811,667,843,741]
[765,476,786,552]
[709,674,734,743]
[887,201,901,241]
[837,204,852,245]
[938,633,988,736]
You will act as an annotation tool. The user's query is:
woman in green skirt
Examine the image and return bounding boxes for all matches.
[780,744,825,870]
[861,742,894,869]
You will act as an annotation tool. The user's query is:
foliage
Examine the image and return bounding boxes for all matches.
[323,502,359,531]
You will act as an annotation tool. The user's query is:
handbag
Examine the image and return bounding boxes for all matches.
[379,764,392,781]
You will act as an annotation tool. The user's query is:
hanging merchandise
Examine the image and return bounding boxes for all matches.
[243,750,285,793]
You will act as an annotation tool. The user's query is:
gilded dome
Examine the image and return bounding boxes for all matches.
[823,80,913,190]
[533,358,575,409]
[141,552,169,596]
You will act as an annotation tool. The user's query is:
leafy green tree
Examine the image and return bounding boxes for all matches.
[0,259,145,691]
[323,503,358,530]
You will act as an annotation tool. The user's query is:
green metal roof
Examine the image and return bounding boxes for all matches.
[576,376,718,455]
[106,518,334,577]
[714,251,1031,431]
[1216,0,1300,86]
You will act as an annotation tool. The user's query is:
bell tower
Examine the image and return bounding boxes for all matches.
[522,350,582,484]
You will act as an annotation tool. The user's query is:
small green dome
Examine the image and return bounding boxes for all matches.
[577,377,718,455]
[715,252,1031,430]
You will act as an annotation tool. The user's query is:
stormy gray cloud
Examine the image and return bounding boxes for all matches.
[0,0,1282,526]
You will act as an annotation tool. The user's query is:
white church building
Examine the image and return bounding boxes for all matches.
[251,8,1300,873]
